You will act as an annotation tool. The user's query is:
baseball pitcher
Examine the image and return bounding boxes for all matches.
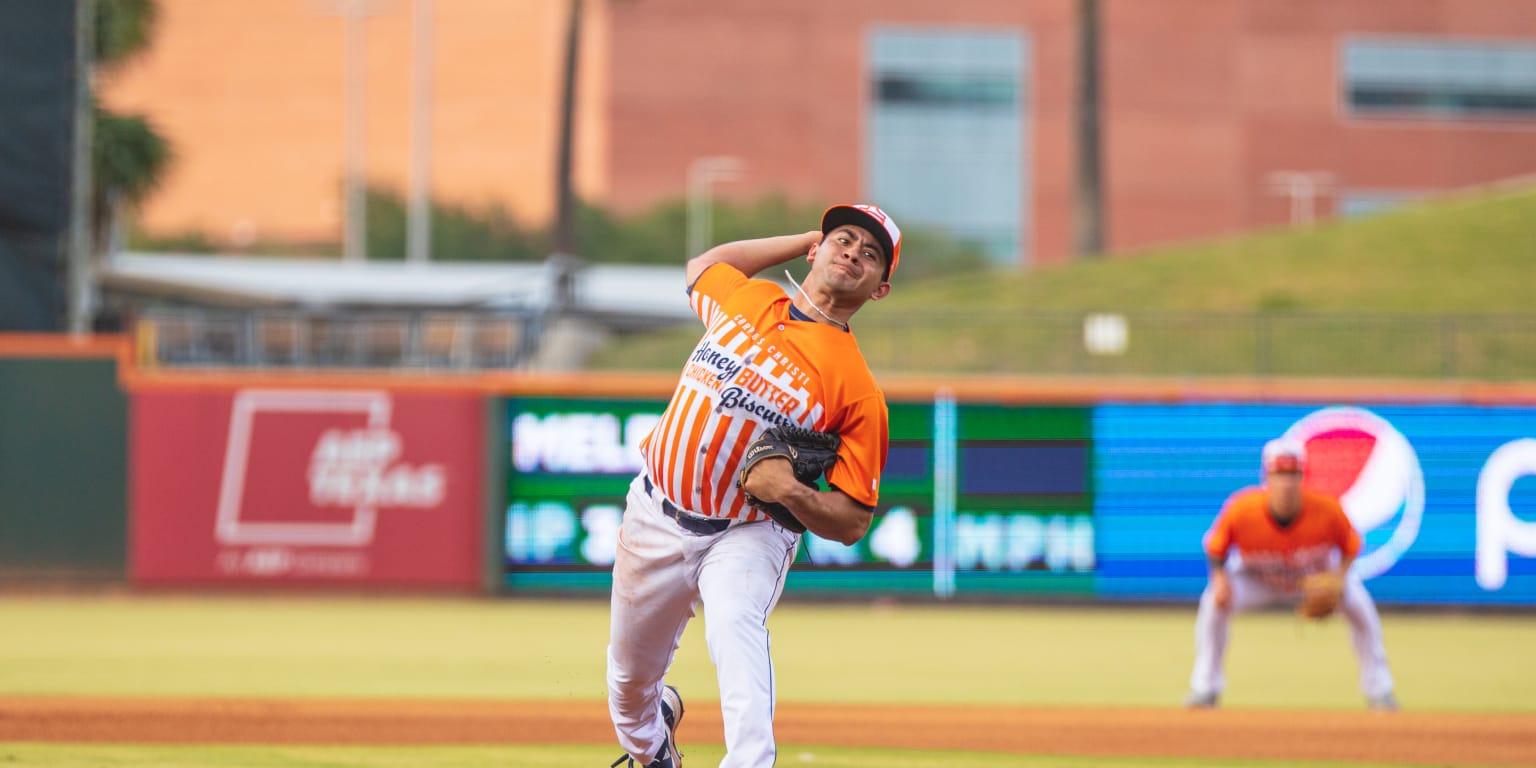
[606,204,900,767]
[1185,437,1399,710]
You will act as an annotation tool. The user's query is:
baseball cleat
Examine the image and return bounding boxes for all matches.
[661,684,684,734]
[611,685,685,768]
[1183,690,1220,709]
[659,684,684,766]
[1367,692,1400,711]
[610,734,678,768]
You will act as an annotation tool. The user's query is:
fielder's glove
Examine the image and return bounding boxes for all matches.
[736,426,841,534]
[1297,571,1344,620]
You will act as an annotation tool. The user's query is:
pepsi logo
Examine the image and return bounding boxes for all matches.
[1282,407,1425,580]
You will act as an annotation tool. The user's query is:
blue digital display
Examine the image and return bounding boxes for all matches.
[1093,404,1536,605]
[959,443,1089,495]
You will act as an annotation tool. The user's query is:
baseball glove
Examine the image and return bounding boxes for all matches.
[736,426,841,534]
[1297,571,1345,620]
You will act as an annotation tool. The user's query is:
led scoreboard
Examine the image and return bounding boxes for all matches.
[503,397,1097,598]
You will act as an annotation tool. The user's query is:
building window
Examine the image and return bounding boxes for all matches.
[868,28,1028,266]
[875,73,1018,109]
[1343,38,1536,120]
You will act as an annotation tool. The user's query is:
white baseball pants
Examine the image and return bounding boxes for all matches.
[1189,569,1396,699]
[607,473,799,768]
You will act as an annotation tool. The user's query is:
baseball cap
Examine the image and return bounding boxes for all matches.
[1262,437,1307,474]
[821,203,902,278]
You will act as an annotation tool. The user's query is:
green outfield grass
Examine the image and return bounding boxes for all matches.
[2,595,1532,767]
[0,595,1531,712]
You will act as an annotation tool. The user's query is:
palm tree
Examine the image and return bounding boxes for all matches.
[92,0,171,253]
[1074,0,1104,259]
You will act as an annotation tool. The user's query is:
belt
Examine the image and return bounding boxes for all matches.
[644,476,732,535]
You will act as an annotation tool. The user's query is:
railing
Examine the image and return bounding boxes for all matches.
[138,308,542,370]
[136,307,1536,381]
[854,311,1536,380]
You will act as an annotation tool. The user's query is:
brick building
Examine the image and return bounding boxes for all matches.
[103,0,1536,266]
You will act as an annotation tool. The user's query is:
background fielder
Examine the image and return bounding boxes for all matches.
[1186,437,1399,710]
[606,204,901,768]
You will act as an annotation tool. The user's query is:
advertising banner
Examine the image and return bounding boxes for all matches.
[1094,403,1536,605]
[131,389,484,589]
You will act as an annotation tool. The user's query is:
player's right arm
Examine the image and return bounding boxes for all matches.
[1208,559,1233,609]
[685,230,823,286]
[1203,496,1242,609]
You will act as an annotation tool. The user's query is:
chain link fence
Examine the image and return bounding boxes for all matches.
[138,308,543,370]
[137,308,1536,381]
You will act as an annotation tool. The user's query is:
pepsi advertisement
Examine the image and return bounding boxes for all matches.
[1094,403,1536,605]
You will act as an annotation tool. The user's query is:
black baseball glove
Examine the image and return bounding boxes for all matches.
[736,426,841,533]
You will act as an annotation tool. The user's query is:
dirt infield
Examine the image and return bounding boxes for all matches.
[1,696,1532,766]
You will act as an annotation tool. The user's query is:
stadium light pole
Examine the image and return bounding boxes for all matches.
[318,0,384,263]
[686,157,742,260]
[551,0,582,261]
[407,0,434,265]
[66,0,96,334]
[1073,0,1105,261]
[544,0,585,318]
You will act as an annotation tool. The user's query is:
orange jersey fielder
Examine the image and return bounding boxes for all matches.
[1203,487,1361,592]
[640,263,889,522]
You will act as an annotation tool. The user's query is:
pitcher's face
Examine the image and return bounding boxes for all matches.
[808,224,889,300]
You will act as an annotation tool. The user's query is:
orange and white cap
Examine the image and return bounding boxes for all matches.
[1262,437,1307,474]
[821,203,902,278]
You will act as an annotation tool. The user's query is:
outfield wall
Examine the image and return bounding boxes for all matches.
[0,336,128,581]
[129,387,488,591]
[6,335,1536,605]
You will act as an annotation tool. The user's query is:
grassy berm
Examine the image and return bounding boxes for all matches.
[588,184,1536,379]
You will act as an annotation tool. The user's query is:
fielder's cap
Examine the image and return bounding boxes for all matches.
[1262,437,1307,474]
[821,203,902,278]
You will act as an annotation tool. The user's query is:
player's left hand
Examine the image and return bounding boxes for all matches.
[737,426,841,533]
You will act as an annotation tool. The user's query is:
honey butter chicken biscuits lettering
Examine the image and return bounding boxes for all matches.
[639,263,888,522]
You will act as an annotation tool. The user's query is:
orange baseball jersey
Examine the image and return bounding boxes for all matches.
[1204,487,1362,591]
[640,263,889,521]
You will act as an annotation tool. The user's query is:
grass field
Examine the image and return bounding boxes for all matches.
[2,594,1533,766]
[3,595,1533,710]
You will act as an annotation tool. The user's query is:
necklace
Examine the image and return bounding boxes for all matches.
[784,270,849,331]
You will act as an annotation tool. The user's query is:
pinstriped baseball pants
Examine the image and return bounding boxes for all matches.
[607,473,799,768]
